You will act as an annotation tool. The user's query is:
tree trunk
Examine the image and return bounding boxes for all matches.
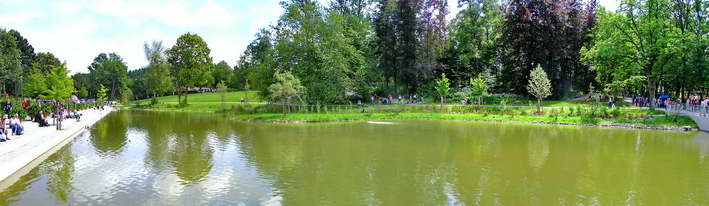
[648,78,657,110]
[537,99,542,113]
[440,96,444,111]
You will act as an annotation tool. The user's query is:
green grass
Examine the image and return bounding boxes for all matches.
[128,93,698,129]
[231,112,696,128]
[131,91,263,111]
[134,91,262,104]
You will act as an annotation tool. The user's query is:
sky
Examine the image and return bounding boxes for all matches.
[0,0,619,74]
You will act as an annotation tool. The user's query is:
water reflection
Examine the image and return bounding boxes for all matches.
[0,110,708,205]
[90,111,129,156]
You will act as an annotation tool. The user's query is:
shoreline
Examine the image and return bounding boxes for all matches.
[128,108,698,132]
[234,117,698,132]
[0,107,114,189]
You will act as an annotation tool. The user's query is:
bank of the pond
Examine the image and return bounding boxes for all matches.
[0,107,114,185]
[230,112,698,131]
[127,101,698,131]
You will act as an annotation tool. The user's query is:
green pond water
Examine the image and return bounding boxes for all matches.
[1,110,708,205]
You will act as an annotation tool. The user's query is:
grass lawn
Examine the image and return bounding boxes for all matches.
[231,112,697,128]
[128,92,697,129]
[133,91,262,104]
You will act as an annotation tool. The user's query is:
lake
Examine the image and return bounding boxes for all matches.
[1,110,708,205]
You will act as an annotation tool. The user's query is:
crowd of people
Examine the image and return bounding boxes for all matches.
[0,99,100,143]
[370,94,423,105]
[632,95,709,115]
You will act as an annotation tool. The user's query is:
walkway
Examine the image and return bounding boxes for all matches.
[0,107,114,185]
[675,109,709,132]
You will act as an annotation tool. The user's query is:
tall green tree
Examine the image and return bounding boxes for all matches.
[0,29,23,95]
[7,30,35,96]
[97,84,108,101]
[143,41,174,102]
[582,0,688,109]
[43,65,75,101]
[210,61,232,89]
[499,0,597,97]
[236,29,276,94]
[166,33,213,105]
[23,69,47,98]
[87,53,130,100]
[443,0,502,87]
[33,52,62,74]
[272,0,368,103]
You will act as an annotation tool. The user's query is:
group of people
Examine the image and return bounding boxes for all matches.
[370,94,422,105]
[0,114,24,142]
[632,95,709,115]
[632,96,652,107]
[684,95,709,113]
[0,100,84,143]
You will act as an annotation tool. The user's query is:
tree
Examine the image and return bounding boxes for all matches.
[499,0,597,97]
[217,81,228,110]
[166,33,212,105]
[268,71,305,114]
[97,84,108,101]
[0,29,23,95]
[271,1,369,103]
[23,70,47,98]
[442,0,501,86]
[78,87,89,99]
[210,61,232,88]
[33,52,62,74]
[144,41,174,103]
[470,75,488,105]
[582,0,702,109]
[434,73,450,107]
[7,30,35,96]
[43,65,75,101]
[417,0,449,89]
[527,65,552,113]
[87,53,129,100]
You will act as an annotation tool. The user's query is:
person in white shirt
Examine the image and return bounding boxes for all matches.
[9,114,23,135]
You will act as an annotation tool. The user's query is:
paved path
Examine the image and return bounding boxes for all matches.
[0,107,114,186]
[676,109,709,132]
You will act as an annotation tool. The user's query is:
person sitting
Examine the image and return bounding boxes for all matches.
[73,111,81,122]
[9,114,23,135]
[0,115,9,140]
[37,111,50,127]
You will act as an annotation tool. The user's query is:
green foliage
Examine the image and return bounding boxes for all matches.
[97,84,108,101]
[23,69,47,97]
[79,87,89,98]
[434,73,451,105]
[166,33,213,105]
[0,29,23,94]
[42,65,75,101]
[527,65,552,112]
[581,0,705,109]
[444,0,501,86]
[33,52,61,74]
[268,71,305,105]
[87,53,130,100]
[210,61,232,89]
[470,75,488,105]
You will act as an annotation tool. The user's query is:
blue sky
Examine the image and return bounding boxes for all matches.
[0,0,618,73]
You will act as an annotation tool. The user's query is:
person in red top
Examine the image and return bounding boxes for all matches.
[22,100,29,110]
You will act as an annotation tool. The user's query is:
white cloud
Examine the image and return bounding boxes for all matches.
[0,11,36,28]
